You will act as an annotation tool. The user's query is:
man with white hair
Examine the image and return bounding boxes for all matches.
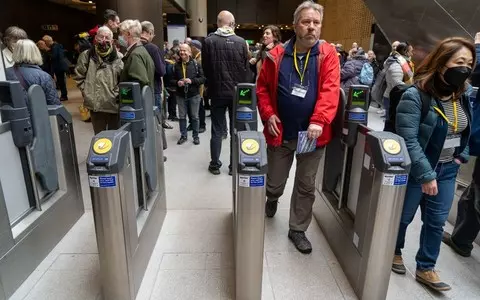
[74,26,123,134]
[202,10,249,175]
[257,0,340,253]
[118,19,155,89]
[43,34,69,101]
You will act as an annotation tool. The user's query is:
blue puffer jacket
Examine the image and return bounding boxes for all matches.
[5,64,61,105]
[341,55,369,94]
[396,86,472,184]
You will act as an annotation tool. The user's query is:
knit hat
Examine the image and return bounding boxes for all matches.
[191,40,202,50]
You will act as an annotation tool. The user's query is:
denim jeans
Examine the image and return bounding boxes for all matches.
[209,102,233,170]
[188,97,206,128]
[395,161,460,270]
[451,182,480,253]
[177,95,201,138]
[154,93,162,111]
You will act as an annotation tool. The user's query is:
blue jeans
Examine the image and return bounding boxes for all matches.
[177,95,201,138]
[395,161,460,271]
[154,93,162,111]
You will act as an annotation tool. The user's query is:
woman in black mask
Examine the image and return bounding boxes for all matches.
[392,37,476,291]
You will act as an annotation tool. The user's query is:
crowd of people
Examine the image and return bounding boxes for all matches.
[1,0,479,294]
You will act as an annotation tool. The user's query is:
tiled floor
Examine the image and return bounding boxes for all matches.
[8,86,480,300]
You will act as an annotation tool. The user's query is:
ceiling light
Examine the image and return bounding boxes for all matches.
[88,0,92,3]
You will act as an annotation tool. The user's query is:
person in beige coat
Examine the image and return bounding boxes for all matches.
[75,26,124,134]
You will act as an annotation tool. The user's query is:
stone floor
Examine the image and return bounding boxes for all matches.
[8,85,480,300]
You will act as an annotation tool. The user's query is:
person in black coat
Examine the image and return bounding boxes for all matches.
[171,43,206,145]
[202,10,249,175]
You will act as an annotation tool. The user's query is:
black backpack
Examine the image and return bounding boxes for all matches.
[384,84,430,133]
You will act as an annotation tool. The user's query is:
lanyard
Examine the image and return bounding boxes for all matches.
[293,45,311,85]
[434,100,458,133]
[182,62,187,79]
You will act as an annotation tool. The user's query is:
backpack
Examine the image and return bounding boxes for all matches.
[383,85,430,133]
[371,68,387,105]
[359,62,374,86]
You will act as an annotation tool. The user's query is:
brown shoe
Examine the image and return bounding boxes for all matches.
[392,255,406,274]
[416,269,451,291]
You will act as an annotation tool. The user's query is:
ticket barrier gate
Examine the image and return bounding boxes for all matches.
[232,83,268,300]
[0,82,84,300]
[86,83,166,300]
[313,85,412,300]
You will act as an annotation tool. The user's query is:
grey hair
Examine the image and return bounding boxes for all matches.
[141,21,155,34]
[13,39,43,66]
[4,26,28,49]
[119,19,142,39]
[293,1,324,24]
[96,26,113,39]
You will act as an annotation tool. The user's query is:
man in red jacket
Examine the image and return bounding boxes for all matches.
[257,0,340,254]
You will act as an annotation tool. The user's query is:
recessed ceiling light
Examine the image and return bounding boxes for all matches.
[88,1,93,3]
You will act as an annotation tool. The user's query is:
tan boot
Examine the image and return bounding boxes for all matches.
[391,255,406,274]
[416,269,451,291]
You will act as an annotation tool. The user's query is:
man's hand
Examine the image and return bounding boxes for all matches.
[307,124,323,140]
[475,32,480,44]
[454,158,462,165]
[422,179,438,196]
[249,58,257,65]
[184,78,192,84]
[178,80,184,87]
[268,115,281,137]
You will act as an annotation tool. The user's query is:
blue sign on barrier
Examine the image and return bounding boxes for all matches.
[394,174,408,186]
[249,175,265,187]
[236,112,253,121]
[120,111,136,120]
[348,111,367,122]
[99,176,116,188]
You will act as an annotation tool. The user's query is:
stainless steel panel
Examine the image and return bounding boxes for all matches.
[0,112,84,299]
[313,191,362,293]
[91,178,133,300]
[0,130,31,224]
[235,182,266,300]
[50,116,67,191]
[358,171,407,300]
[0,181,14,258]
[346,132,367,216]
[132,124,166,297]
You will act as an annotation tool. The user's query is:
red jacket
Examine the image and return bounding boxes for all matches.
[256,40,340,147]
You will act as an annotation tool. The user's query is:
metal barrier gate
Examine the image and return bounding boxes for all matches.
[86,83,166,300]
[232,83,268,300]
[0,82,84,300]
[314,85,412,300]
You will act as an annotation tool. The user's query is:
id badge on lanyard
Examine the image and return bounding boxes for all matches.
[443,134,461,149]
[291,83,308,98]
[292,46,311,99]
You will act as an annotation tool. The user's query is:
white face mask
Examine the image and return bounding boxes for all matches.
[118,35,128,48]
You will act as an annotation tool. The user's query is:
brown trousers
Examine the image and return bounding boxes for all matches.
[266,140,324,231]
[91,112,119,135]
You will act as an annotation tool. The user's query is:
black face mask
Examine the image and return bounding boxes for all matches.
[436,66,472,95]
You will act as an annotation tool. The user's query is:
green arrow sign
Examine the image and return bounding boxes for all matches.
[239,89,249,97]
[352,90,364,98]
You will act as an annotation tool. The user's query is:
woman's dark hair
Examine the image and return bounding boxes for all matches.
[395,42,409,56]
[263,25,281,45]
[415,37,476,99]
[258,25,282,60]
